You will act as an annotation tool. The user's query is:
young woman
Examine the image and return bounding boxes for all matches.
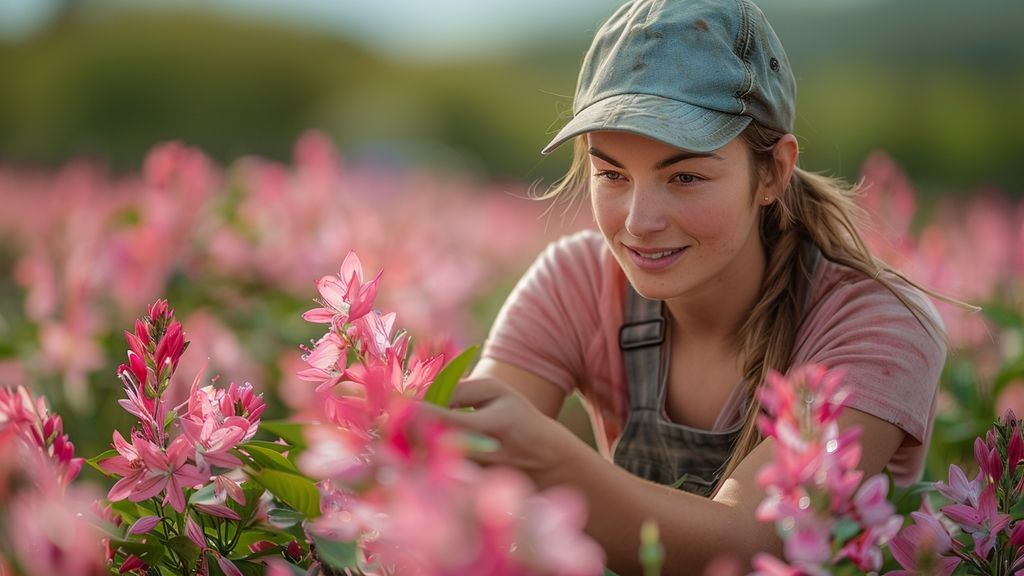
[439,0,946,572]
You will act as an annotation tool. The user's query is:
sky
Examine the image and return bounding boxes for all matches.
[0,0,888,62]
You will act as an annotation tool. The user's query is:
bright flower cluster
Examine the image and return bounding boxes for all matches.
[751,365,903,575]
[95,299,273,575]
[0,386,104,576]
[295,251,606,575]
[889,410,1024,575]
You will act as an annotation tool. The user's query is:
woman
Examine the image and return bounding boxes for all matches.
[439,0,946,572]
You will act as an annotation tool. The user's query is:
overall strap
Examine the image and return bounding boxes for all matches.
[618,285,665,411]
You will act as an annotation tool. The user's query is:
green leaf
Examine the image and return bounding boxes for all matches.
[1010,495,1024,521]
[241,444,300,473]
[830,517,861,545]
[267,508,306,529]
[86,449,118,475]
[241,440,291,453]
[206,551,227,576]
[230,482,269,525]
[109,538,166,565]
[249,469,320,519]
[189,482,218,504]
[312,534,358,570]
[109,500,147,525]
[166,535,202,567]
[422,344,479,406]
[260,420,307,449]
[233,560,267,576]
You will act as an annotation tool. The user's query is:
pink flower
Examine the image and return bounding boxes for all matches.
[127,515,161,535]
[181,413,248,470]
[297,332,346,392]
[852,475,894,528]
[214,553,241,573]
[298,419,370,482]
[518,486,605,576]
[934,463,981,507]
[974,436,1003,485]
[131,435,209,513]
[784,522,832,566]
[184,379,264,443]
[941,485,1010,559]
[1008,419,1023,477]
[888,509,960,576]
[750,553,819,576]
[101,430,157,503]
[303,251,381,327]
[9,486,107,576]
[1009,521,1024,548]
[194,502,241,521]
[185,514,206,549]
[214,474,246,505]
[835,515,902,572]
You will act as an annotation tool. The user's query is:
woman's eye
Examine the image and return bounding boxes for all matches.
[594,170,626,182]
[672,173,703,185]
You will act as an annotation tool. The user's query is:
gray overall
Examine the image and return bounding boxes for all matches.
[611,287,741,496]
[612,246,821,497]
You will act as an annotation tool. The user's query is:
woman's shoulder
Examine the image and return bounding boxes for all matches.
[534,228,620,283]
[543,228,607,260]
[809,256,944,336]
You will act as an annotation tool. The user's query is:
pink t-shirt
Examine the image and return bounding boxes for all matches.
[482,229,946,485]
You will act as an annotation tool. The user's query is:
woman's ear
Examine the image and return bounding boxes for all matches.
[769,133,799,196]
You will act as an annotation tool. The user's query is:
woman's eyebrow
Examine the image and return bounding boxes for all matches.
[588,147,724,170]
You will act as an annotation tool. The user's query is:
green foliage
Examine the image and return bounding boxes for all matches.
[311,534,359,571]
[248,468,320,519]
[422,344,479,406]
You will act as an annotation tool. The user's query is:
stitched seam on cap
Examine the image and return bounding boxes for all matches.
[732,0,754,113]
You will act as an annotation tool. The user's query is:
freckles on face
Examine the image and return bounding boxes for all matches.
[585,131,765,299]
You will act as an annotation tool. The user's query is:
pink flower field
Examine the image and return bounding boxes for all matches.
[0,133,1023,575]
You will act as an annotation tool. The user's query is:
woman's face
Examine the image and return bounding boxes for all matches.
[587,131,770,304]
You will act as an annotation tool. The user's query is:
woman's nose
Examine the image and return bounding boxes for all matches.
[624,187,669,238]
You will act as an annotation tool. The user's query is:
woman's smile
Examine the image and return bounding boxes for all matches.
[625,244,688,271]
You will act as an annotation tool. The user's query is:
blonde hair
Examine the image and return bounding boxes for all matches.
[539,122,959,489]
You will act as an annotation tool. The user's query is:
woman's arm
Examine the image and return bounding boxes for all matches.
[442,372,906,574]
[468,357,566,419]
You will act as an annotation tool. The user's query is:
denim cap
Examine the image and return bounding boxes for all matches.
[542,0,796,154]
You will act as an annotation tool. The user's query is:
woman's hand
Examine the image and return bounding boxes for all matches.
[432,376,583,489]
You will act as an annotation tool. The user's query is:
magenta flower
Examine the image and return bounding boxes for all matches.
[749,554,819,576]
[303,251,381,327]
[127,515,161,535]
[1008,419,1023,477]
[836,515,902,572]
[297,332,346,392]
[9,484,107,576]
[180,413,248,470]
[941,485,1010,559]
[934,463,982,507]
[185,514,206,549]
[0,386,84,485]
[974,436,1004,485]
[99,430,153,502]
[131,435,209,513]
[214,474,246,505]
[888,509,959,576]
[852,475,895,528]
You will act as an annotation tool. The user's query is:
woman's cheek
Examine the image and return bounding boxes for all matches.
[590,192,627,236]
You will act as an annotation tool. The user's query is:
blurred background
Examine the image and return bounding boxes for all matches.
[1,0,1022,193]
[0,0,1022,481]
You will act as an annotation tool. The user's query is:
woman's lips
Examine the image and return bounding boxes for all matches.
[625,245,687,271]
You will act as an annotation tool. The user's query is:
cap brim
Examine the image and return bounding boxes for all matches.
[542,93,751,155]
